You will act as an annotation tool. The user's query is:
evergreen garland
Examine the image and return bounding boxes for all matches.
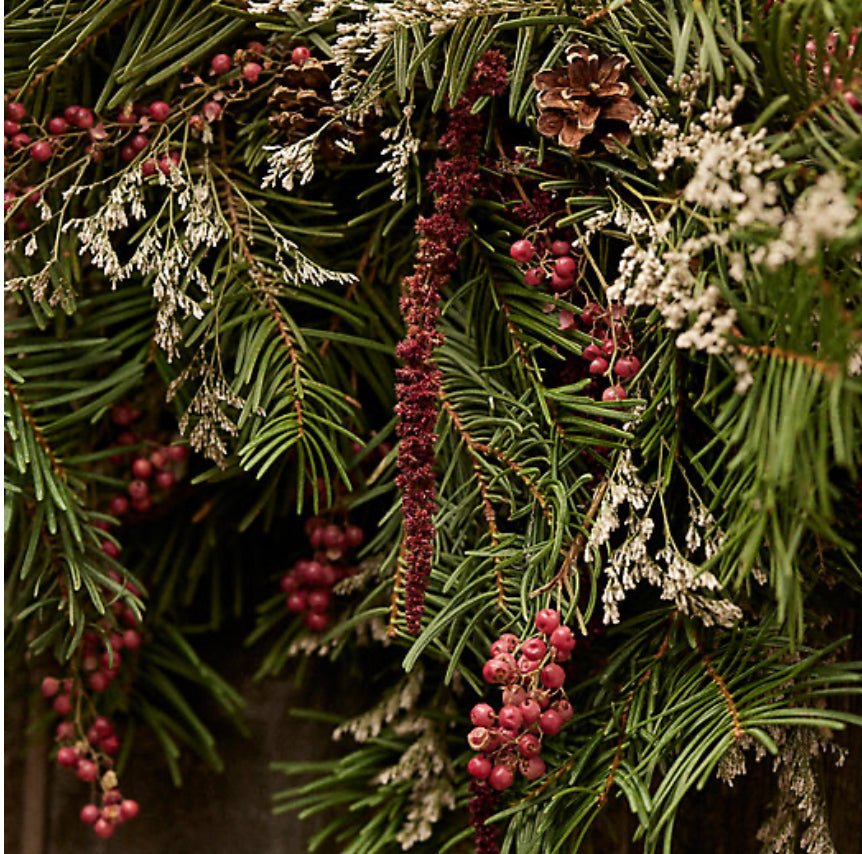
[4,0,862,850]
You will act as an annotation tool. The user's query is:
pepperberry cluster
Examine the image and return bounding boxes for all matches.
[4,39,315,232]
[510,235,583,294]
[42,681,139,839]
[466,608,575,790]
[509,232,641,401]
[280,517,365,632]
[100,402,188,532]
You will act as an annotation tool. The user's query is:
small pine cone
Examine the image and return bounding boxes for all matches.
[268,57,361,161]
[533,43,640,154]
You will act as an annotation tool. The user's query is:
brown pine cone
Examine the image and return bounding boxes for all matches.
[268,58,360,160]
[534,44,640,154]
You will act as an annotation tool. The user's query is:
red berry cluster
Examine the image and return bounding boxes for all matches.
[576,302,640,403]
[42,683,139,839]
[466,608,576,791]
[103,402,188,524]
[188,42,309,136]
[280,517,365,632]
[509,235,582,294]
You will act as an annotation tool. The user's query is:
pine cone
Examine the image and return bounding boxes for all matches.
[268,58,360,161]
[534,44,640,154]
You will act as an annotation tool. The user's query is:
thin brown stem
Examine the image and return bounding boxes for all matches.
[532,478,608,598]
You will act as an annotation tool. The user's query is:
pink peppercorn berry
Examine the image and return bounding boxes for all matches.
[291,46,311,65]
[80,804,100,824]
[149,101,170,121]
[488,765,514,791]
[535,609,560,635]
[602,385,627,402]
[211,53,232,75]
[467,755,492,780]
[509,239,534,263]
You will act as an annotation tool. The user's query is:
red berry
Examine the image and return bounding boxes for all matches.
[41,676,60,698]
[467,755,492,780]
[57,746,79,767]
[280,572,298,594]
[132,458,152,479]
[128,479,149,500]
[482,658,514,685]
[23,186,41,205]
[302,560,327,586]
[131,134,148,152]
[53,694,73,716]
[4,119,20,136]
[10,132,31,149]
[517,733,541,758]
[469,703,496,727]
[550,625,575,653]
[30,140,52,162]
[523,268,544,287]
[517,655,540,675]
[489,633,519,656]
[120,799,140,821]
[535,609,560,635]
[614,355,640,379]
[148,101,170,121]
[322,524,345,550]
[520,755,546,780]
[92,716,113,739]
[554,256,577,278]
[501,684,526,706]
[73,108,94,130]
[344,525,364,548]
[6,102,26,122]
[101,540,120,559]
[109,495,130,516]
[141,159,157,177]
[122,629,142,650]
[87,724,103,744]
[550,240,571,256]
[539,709,563,735]
[522,637,548,661]
[550,271,572,292]
[211,53,232,74]
[498,704,523,731]
[103,790,122,806]
[117,107,136,125]
[132,496,152,513]
[56,721,76,741]
[509,239,534,263]
[166,443,187,462]
[243,62,262,84]
[82,653,99,673]
[120,143,136,162]
[488,765,514,791]
[149,450,168,470]
[286,591,307,613]
[76,759,99,782]
[601,338,615,357]
[552,699,574,723]
[94,819,115,839]
[291,46,311,65]
[88,671,109,693]
[467,727,492,751]
[246,41,265,56]
[101,735,120,754]
[304,611,329,632]
[203,101,223,122]
[602,385,627,402]
[3,191,16,212]
[540,663,566,690]
[307,589,331,612]
[589,357,609,375]
[80,804,100,824]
